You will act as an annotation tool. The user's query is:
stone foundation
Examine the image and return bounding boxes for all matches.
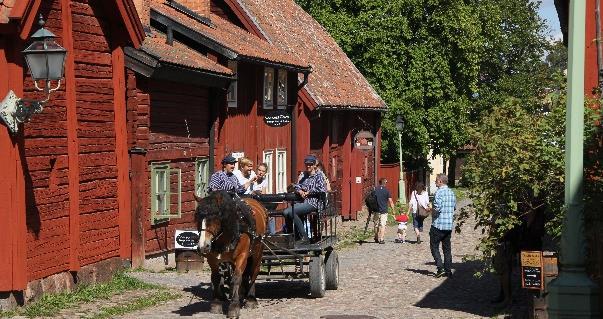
[0,257,125,311]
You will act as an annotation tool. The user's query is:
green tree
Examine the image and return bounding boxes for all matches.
[296,0,549,165]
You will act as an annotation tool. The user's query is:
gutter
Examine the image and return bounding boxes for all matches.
[316,105,387,112]
[597,0,603,89]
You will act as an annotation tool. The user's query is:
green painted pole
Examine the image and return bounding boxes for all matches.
[547,0,600,316]
[398,130,406,205]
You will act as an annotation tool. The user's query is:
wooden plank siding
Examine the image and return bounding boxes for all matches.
[130,77,210,256]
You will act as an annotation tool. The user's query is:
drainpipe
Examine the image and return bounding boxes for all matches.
[292,71,310,183]
[547,0,600,317]
[597,0,603,89]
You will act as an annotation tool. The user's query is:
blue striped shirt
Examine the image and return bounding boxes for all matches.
[295,172,327,210]
[209,171,245,194]
[432,185,456,231]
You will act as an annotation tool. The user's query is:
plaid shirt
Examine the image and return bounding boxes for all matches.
[295,172,327,210]
[432,185,456,231]
[209,171,245,194]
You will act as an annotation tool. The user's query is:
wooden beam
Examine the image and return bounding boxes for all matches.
[112,46,132,260]
[17,0,42,41]
[61,0,81,271]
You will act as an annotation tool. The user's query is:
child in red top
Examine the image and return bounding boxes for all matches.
[395,213,408,243]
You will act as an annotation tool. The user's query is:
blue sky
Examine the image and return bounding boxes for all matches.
[537,0,562,40]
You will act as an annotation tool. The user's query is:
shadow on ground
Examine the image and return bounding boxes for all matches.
[172,285,213,316]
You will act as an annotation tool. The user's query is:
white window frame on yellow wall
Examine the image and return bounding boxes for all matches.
[263,150,274,194]
[276,149,287,193]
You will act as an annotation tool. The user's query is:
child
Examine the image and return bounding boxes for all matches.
[394,213,409,243]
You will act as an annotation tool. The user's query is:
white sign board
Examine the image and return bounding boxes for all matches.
[355,176,362,184]
[174,230,200,250]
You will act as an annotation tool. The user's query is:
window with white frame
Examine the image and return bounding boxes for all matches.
[277,69,287,109]
[263,150,274,194]
[150,162,181,224]
[276,149,287,193]
[227,61,238,108]
[263,67,274,109]
[195,158,210,198]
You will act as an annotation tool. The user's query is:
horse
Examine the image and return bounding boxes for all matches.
[196,190,268,318]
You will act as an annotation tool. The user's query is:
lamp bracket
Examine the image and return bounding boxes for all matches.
[0,90,45,135]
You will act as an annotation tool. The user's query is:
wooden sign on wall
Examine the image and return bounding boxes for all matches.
[520,250,544,290]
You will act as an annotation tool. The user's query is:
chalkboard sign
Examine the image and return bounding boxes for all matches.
[521,251,543,290]
[175,230,200,250]
[264,110,291,127]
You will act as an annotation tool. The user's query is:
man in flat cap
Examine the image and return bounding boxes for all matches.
[208,154,246,194]
[283,155,327,243]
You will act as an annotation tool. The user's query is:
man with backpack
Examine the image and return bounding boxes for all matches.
[371,178,395,244]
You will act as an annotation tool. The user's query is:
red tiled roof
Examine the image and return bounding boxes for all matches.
[0,0,15,24]
[142,32,233,75]
[237,0,386,110]
[151,1,309,70]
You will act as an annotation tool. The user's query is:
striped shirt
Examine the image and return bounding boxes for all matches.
[209,171,245,194]
[295,171,327,210]
[432,185,456,231]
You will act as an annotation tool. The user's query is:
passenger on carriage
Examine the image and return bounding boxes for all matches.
[208,155,246,194]
[283,155,327,244]
[233,157,257,195]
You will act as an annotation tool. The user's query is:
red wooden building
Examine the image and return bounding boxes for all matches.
[233,0,387,219]
[0,0,144,304]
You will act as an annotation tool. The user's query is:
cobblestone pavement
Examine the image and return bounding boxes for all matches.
[79,199,529,319]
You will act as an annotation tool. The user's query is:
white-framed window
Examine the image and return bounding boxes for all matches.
[277,69,287,109]
[276,149,287,193]
[263,150,274,194]
[195,157,210,198]
[227,61,237,108]
[263,67,274,109]
[150,162,181,224]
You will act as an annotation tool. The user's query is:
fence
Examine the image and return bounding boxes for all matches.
[379,164,423,204]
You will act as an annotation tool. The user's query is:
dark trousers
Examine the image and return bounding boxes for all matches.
[429,226,452,272]
[283,202,316,240]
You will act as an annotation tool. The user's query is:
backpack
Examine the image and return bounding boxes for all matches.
[364,188,379,212]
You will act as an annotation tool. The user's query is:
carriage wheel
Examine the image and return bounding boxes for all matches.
[309,255,326,298]
[325,250,339,290]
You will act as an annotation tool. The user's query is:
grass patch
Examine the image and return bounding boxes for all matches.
[336,225,373,249]
[84,290,180,319]
[0,271,163,318]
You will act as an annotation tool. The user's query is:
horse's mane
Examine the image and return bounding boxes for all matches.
[196,190,253,252]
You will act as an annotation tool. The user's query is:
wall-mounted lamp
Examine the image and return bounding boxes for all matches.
[0,15,67,134]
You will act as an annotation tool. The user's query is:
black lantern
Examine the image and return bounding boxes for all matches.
[0,15,67,135]
[22,15,67,92]
[395,115,404,132]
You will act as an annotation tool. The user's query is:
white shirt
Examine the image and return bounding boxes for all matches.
[252,177,268,193]
[409,190,430,214]
[234,169,256,194]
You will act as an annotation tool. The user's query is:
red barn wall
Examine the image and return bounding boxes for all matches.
[133,77,210,255]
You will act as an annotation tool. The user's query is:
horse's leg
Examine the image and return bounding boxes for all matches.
[227,238,251,318]
[207,257,224,314]
[244,241,263,308]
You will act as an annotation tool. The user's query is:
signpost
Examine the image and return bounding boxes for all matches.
[521,251,544,290]
[174,230,202,273]
[264,109,292,127]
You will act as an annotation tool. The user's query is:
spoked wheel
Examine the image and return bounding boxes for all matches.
[325,250,339,290]
[309,255,326,298]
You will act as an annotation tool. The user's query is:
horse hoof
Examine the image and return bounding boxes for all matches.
[209,300,222,314]
[245,297,258,309]
[227,303,240,318]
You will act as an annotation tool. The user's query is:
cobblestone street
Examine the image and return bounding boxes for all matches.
[92,200,528,319]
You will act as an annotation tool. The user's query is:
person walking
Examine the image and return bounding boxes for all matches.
[406,182,430,244]
[429,173,456,277]
[373,178,395,244]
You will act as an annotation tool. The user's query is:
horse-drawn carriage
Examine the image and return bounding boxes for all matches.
[195,190,339,318]
[254,191,339,298]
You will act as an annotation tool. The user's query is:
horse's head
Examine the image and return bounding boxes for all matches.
[196,190,238,254]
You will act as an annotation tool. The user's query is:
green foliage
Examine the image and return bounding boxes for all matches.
[296,0,549,164]
[458,87,601,261]
[84,291,180,319]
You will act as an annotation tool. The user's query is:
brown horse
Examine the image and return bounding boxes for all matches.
[196,190,267,318]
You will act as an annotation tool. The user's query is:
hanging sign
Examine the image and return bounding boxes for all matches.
[520,251,543,290]
[175,230,200,250]
[264,109,291,127]
[354,130,375,150]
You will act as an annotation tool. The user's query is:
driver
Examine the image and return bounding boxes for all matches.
[283,155,327,243]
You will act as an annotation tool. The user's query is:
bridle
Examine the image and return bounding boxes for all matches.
[198,216,224,251]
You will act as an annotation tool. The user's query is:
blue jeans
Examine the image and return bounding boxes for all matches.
[282,202,316,240]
